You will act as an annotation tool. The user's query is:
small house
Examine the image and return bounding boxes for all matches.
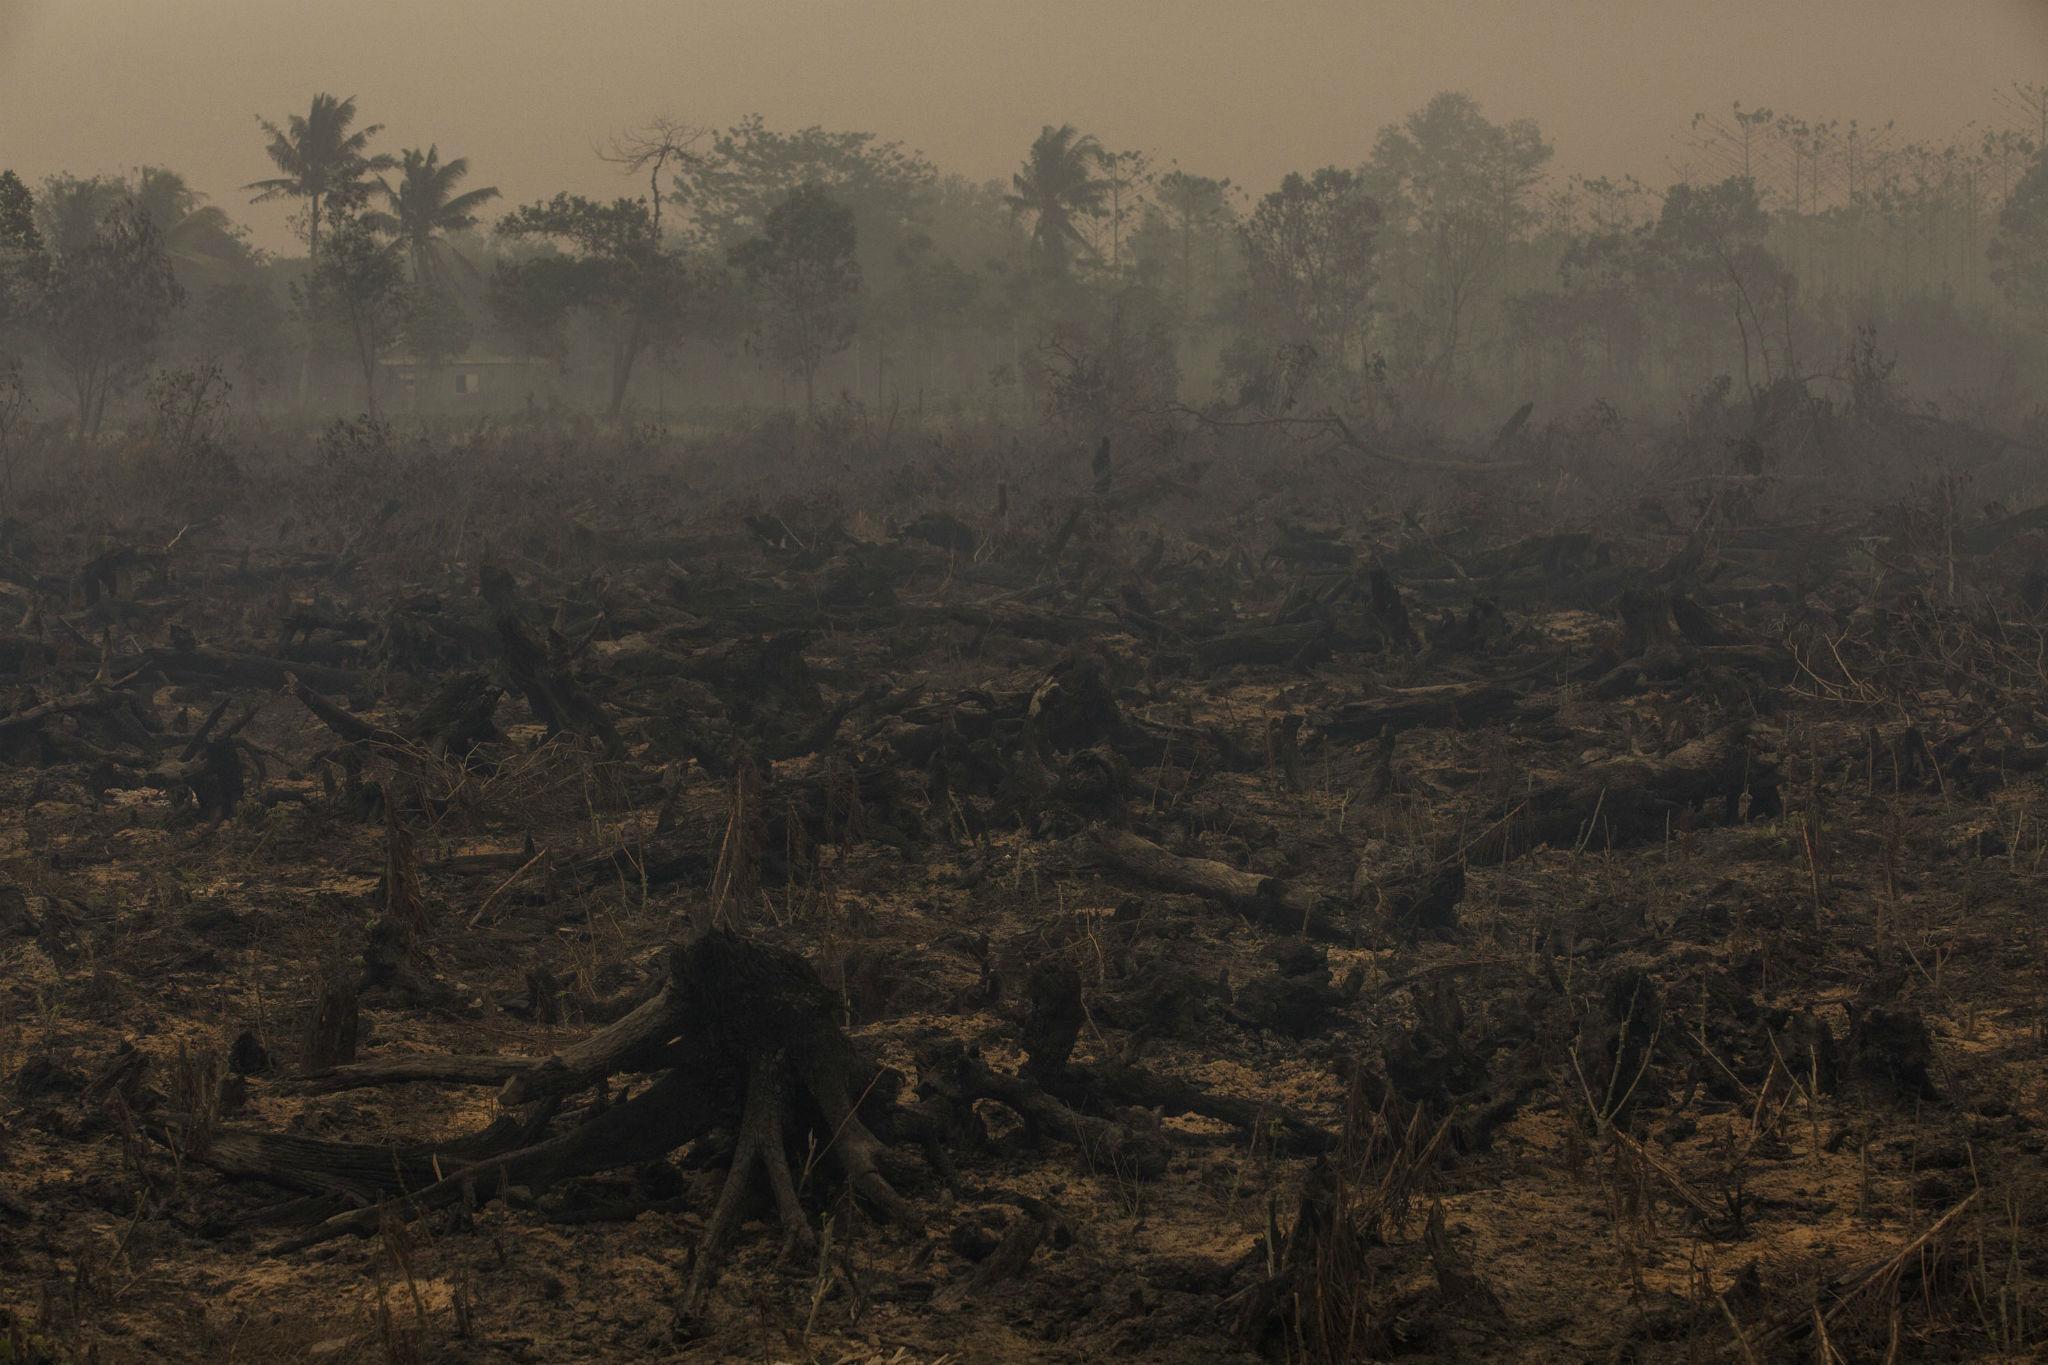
[378,353,560,412]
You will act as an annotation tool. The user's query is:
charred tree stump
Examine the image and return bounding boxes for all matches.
[179,930,920,1302]
[495,615,622,756]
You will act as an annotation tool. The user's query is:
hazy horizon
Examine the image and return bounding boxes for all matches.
[3,0,2044,256]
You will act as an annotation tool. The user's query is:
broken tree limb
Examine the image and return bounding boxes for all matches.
[290,1053,539,1095]
[141,647,362,692]
[496,962,689,1106]
[284,672,415,753]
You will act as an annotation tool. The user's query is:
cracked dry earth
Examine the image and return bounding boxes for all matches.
[2,440,2046,1363]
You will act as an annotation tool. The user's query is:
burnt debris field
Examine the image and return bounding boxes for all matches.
[1,396,2047,1363]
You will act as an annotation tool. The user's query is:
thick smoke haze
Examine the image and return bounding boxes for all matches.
[3,0,2043,253]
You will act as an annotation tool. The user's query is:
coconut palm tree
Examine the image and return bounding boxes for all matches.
[37,169,240,276]
[131,167,243,276]
[368,146,499,282]
[246,93,391,262]
[1005,124,1112,276]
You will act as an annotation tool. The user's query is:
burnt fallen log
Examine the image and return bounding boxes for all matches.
[1191,619,1336,675]
[1085,828,1350,941]
[287,670,503,760]
[1010,961,1333,1152]
[1315,677,1535,742]
[285,673,411,752]
[140,646,362,693]
[913,1039,1172,1179]
[0,680,147,737]
[1467,724,1774,863]
[1587,642,1795,699]
[290,1052,536,1095]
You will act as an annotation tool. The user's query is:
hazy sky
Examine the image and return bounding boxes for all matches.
[2,0,2044,254]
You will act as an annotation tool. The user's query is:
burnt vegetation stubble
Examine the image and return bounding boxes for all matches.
[1,391,2047,1362]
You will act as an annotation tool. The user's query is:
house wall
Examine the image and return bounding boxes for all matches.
[382,361,566,414]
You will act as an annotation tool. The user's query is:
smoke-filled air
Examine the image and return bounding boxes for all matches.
[3,1,2048,1360]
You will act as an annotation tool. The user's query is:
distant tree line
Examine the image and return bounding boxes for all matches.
[1,83,2046,436]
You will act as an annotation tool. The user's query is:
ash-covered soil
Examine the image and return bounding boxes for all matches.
[2,428,2045,1363]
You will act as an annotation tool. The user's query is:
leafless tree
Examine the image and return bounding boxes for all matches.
[599,115,710,242]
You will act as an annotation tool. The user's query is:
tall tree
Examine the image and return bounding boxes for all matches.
[1366,93,1552,400]
[729,184,861,412]
[193,278,290,396]
[1096,147,1154,273]
[1645,176,1790,392]
[1142,170,1238,323]
[677,116,931,255]
[38,170,244,292]
[600,115,709,242]
[41,199,183,436]
[369,146,500,282]
[246,93,391,262]
[1006,125,1112,277]
[493,193,698,417]
[33,174,123,259]
[1992,147,2048,331]
[1239,168,1382,377]
[0,171,45,333]
[678,115,935,394]
[297,211,407,412]
[867,229,980,400]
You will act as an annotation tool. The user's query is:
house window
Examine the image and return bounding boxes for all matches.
[455,371,480,396]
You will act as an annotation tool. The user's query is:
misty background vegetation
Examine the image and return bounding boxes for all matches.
[0,83,2046,476]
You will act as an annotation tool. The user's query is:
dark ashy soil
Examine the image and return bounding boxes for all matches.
[2,421,2046,1363]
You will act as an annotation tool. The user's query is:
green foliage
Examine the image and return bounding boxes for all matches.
[40,169,246,291]
[193,278,290,394]
[678,115,940,372]
[246,92,393,260]
[1511,174,1793,399]
[1368,92,1552,246]
[678,115,932,254]
[865,228,982,390]
[1365,92,1554,406]
[1039,287,1181,439]
[0,171,43,331]
[1240,168,1382,380]
[729,185,861,409]
[297,211,408,410]
[41,197,183,435]
[494,192,705,415]
[401,279,475,364]
[145,361,236,477]
[368,145,499,282]
[1006,124,1113,278]
[129,167,245,276]
[31,174,122,259]
[1991,147,2048,326]
[1133,170,1241,325]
